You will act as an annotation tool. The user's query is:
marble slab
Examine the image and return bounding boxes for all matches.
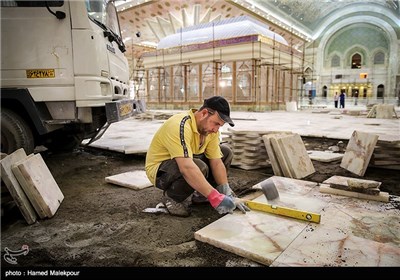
[252,176,319,196]
[271,202,400,266]
[340,131,378,176]
[105,170,152,190]
[194,202,310,266]
[12,153,64,218]
[262,135,284,176]
[0,149,37,224]
[323,175,381,188]
[195,177,328,266]
[277,134,315,179]
[307,150,344,162]
[88,118,163,154]
[270,137,293,178]
[320,175,389,202]
[376,104,395,119]
[196,176,400,266]
[319,185,389,203]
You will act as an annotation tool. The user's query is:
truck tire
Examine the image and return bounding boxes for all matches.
[1,108,35,154]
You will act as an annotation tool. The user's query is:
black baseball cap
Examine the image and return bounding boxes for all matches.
[203,96,235,127]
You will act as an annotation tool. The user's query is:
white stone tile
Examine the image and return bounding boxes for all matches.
[105,170,152,190]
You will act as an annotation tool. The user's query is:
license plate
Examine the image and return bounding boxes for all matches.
[119,102,133,117]
[26,69,55,78]
[105,99,135,123]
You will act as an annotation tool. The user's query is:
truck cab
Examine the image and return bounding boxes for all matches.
[1,0,133,154]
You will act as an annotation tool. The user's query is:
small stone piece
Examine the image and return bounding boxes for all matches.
[347,178,380,189]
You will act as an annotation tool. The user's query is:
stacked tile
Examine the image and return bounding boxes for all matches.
[134,111,175,121]
[262,133,315,179]
[229,130,268,170]
[225,129,292,170]
[369,140,400,170]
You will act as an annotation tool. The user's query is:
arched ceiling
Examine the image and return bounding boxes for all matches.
[116,0,400,61]
[251,0,399,33]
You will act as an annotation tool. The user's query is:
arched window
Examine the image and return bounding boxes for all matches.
[173,66,184,101]
[219,63,233,100]
[322,86,327,98]
[304,67,313,82]
[160,68,171,102]
[377,84,384,99]
[187,65,199,102]
[351,53,361,69]
[202,63,215,99]
[374,52,385,64]
[148,69,159,102]
[236,61,252,101]
[331,55,340,67]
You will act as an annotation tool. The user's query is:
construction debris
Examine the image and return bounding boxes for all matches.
[321,175,388,202]
[323,176,381,195]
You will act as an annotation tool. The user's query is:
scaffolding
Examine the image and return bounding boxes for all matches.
[139,16,306,111]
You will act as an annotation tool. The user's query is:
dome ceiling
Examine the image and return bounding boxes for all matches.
[116,0,400,61]
[252,0,399,32]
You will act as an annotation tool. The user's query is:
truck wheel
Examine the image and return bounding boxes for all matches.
[1,109,35,154]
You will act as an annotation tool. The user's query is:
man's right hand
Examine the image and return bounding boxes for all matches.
[207,189,236,214]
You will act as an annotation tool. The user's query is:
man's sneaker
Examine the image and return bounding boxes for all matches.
[191,191,209,205]
[162,196,191,217]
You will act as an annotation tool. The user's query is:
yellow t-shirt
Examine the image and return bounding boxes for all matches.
[145,109,222,186]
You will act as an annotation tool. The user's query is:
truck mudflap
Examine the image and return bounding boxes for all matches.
[105,99,145,123]
[84,99,145,147]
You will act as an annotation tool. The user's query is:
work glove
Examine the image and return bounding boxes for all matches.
[217,183,251,214]
[207,189,236,214]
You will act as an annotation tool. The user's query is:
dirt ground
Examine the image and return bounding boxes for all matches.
[1,137,399,268]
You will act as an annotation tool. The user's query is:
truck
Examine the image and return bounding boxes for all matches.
[1,0,134,154]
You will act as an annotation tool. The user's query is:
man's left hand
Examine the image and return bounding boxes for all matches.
[216,183,251,214]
